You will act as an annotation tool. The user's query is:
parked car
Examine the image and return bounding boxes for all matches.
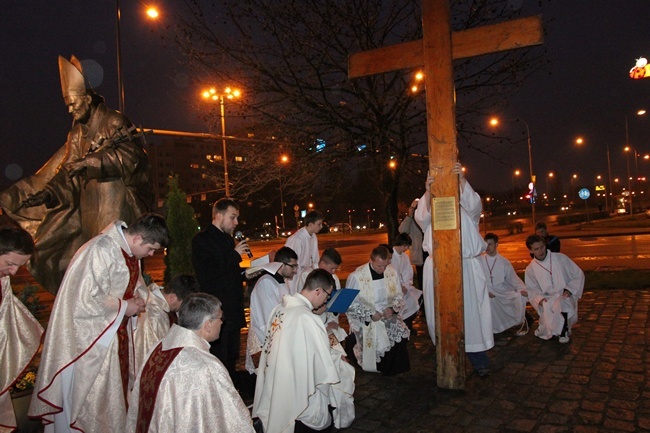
[278,227,294,237]
[243,227,276,241]
[330,222,352,233]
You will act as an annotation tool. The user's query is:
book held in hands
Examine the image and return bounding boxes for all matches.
[326,288,360,314]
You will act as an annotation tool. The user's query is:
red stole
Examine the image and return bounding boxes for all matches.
[134,342,182,433]
[167,311,178,326]
[118,249,139,406]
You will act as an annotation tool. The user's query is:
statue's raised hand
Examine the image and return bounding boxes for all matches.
[64,159,87,178]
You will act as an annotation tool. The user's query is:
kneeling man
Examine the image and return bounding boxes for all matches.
[253,269,341,433]
[525,235,584,343]
[346,245,410,375]
[480,233,528,334]
[126,293,253,432]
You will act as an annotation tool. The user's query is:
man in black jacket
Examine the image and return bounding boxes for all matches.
[192,198,250,380]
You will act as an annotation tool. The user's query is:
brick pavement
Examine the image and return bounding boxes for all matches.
[308,289,650,433]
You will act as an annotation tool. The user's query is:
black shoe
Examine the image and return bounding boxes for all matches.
[477,368,490,378]
[525,312,534,327]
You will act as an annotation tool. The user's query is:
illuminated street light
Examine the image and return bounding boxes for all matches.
[511,169,520,211]
[201,86,242,197]
[570,174,578,203]
[625,146,634,214]
[624,109,647,214]
[116,1,159,114]
[278,154,290,228]
[146,7,159,18]
[490,116,535,224]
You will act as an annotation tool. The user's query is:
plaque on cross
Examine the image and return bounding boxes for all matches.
[348,0,542,389]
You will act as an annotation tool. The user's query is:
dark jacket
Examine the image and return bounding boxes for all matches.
[192,224,246,328]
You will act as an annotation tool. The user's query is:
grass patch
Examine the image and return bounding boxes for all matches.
[584,269,650,290]
[516,270,650,291]
[581,214,650,229]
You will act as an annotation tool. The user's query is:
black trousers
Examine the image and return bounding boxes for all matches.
[209,322,241,381]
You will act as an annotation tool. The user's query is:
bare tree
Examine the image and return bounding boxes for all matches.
[176,0,545,240]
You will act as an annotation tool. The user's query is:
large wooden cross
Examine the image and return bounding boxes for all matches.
[349,0,543,389]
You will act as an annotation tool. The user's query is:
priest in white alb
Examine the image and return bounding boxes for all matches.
[415,163,494,377]
[480,233,528,335]
[245,247,297,373]
[253,269,341,433]
[346,245,410,376]
[525,234,584,343]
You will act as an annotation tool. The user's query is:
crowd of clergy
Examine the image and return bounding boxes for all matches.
[0,166,585,433]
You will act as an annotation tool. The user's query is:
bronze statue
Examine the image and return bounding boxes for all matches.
[0,55,153,293]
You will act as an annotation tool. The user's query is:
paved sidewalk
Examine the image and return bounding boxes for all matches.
[328,288,650,433]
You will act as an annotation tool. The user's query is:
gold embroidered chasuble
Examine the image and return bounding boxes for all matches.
[0,276,44,433]
[29,221,140,432]
[126,324,254,433]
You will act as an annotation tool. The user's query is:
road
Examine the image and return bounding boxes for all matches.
[15,230,650,309]
[113,231,650,286]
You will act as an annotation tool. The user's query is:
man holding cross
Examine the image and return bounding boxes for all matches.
[348,0,542,387]
[416,163,493,377]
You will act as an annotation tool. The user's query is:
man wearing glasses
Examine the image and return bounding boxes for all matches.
[246,247,299,373]
[253,269,341,433]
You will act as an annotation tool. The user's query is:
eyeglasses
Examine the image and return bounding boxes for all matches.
[322,287,333,301]
[283,262,298,269]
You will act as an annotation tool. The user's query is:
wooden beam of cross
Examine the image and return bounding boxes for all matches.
[348,0,543,389]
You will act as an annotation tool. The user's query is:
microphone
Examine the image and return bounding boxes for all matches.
[234,231,253,258]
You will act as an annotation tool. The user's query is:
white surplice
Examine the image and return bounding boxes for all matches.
[284,228,319,294]
[317,305,354,429]
[245,273,290,374]
[126,325,254,433]
[391,249,422,320]
[346,264,409,372]
[525,251,584,339]
[0,276,44,433]
[480,252,527,333]
[253,294,340,433]
[415,180,494,353]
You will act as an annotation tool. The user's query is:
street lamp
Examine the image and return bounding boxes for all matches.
[625,146,633,214]
[489,117,535,225]
[512,169,520,211]
[546,172,554,203]
[115,1,159,113]
[570,174,578,203]
[279,154,289,228]
[624,109,647,214]
[201,86,242,197]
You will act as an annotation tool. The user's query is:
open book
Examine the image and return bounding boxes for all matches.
[244,254,282,277]
[326,288,360,314]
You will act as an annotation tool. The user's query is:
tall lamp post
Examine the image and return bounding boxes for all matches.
[625,146,633,214]
[279,154,289,228]
[490,117,535,225]
[512,169,520,211]
[624,109,647,214]
[570,174,578,203]
[546,172,554,203]
[201,86,242,197]
[115,1,159,113]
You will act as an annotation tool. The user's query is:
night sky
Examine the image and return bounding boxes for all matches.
[2,1,650,200]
